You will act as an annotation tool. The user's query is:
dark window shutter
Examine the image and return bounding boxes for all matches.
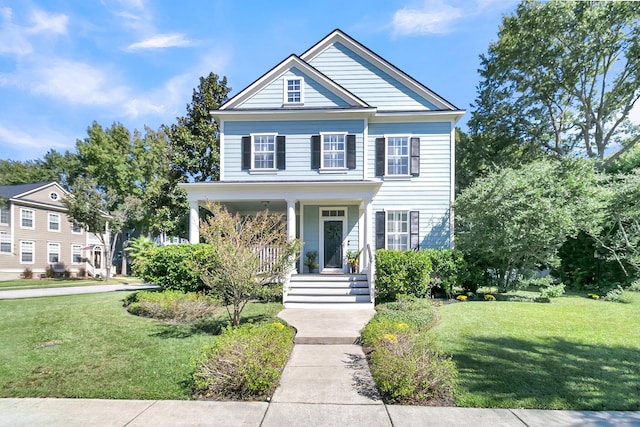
[241,136,251,170]
[346,134,356,169]
[376,211,386,250]
[311,135,321,170]
[277,136,286,170]
[410,137,420,176]
[410,210,420,250]
[375,137,385,176]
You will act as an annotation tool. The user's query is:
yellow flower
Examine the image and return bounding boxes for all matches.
[484,294,496,301]
[272,322,285,330]
[456,295,468,301]
[396,322,409,330]
[588,293,600,300]
[381,333,397,342]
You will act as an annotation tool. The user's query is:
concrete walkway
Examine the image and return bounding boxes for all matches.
[1,297,639,425]
[0,282,159,299]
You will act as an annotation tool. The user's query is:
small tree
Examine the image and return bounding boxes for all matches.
[124,236,156,275]
[197,202,300,326]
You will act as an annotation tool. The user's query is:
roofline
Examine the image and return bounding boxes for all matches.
[300,29,461,111]
[7,198,68,212]
[2,182,66,200]
[220,54,369,110]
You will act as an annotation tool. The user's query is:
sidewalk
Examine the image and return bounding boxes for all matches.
[1,306,639,426]
[0,282,159,299]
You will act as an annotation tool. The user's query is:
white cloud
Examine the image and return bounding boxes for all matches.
[28,9,68,34]
[127,33,194,50]
[392,2,464,35]
[0,122,71,151]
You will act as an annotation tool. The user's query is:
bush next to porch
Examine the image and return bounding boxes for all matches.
[136,244,214,293]
[376,250,432,301]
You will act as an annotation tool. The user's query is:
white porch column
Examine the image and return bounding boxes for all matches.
[358,202,365,267]
[189,201,199,244]
[364,198,373,269]
[286,199,296,241]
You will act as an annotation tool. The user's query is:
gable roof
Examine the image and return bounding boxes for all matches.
[220,54,370,111]
[300,29,460,111]
[0,182,59,199]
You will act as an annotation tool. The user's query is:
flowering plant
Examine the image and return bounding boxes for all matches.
[587,293,600,300]
[484,294,496,301]
[456,295,468,301]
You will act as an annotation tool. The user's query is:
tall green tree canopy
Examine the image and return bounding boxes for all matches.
[469,0,640,169]
[164,72,231,182]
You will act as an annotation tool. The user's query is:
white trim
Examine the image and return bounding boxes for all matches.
[0,230,11,254]
[19,240,34,264]
[450,120,456,247]
[48,212,61,232]
[385,210,410,251]
[319,207,347,273]
[20,208,35,230]
[219,119,225,181]
[0,206,9,225]
[71,244,83,265]
[10,182,68,200]
[49,191,59,201]
[71,221,83,235]
[319,131,347,170]
[250,133,278,171]
[363,118,369,179]
[384,134,411,176]
[47,242,61,264]
[283,76,304,105]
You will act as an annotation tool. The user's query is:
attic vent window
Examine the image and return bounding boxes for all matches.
[285,78,303,104]
[50,192,59,201]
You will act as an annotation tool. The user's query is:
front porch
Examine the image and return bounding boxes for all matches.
[180,180,381,307]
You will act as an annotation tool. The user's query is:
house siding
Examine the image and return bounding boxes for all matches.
[307,42,438,111]
[238,67,350,109]
[223,119,365,181]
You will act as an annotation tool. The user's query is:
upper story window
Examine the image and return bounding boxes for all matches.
[322,133,346,169]
[284,78,303,104]
[241,134,286,171]
[20,209,34,229]
[71,221,83,234]
[0,231,10,254]
[0,206,8,225]
[48,213,61,232]
[375,136,420,177]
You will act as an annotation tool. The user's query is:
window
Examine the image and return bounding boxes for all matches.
[48,242,60,263]
[71,221,83,234]
[72,244,82,264]
[375,136,420,177]
[387,211,409,250]
[0,206,9,225]
[285,78,303,103]
[0,231,10,254]
[20,209,34,229]
[49,192,59,201]
[376,210,420,251]
[48,213,60,232]
[322,133,346,169]
[20,240,34,264]
[253,134,276,169]
[242,135,286,171]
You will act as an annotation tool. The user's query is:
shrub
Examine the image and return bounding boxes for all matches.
[539,283,566,299]
[125,290,219,323]
[362,302,438,347]
[375,250,432,302]
[21,268,33,279]
[604,286,625,302]
[422,249,466,297]
[627,280,640,292]
[192,321,295,400]
[254,283,283,303]
[77,267,87,278]
[45,265,55,278]
[136,244,215,293]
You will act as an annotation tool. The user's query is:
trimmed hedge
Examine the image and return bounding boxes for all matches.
[375,250,432,302]
[136,244,215,293]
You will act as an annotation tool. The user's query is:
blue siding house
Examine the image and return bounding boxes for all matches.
[180,30,464,308]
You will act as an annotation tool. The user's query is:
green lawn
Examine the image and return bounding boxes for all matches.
[435,292,640,410]
[0,292,282,399]
[0,277,140,290]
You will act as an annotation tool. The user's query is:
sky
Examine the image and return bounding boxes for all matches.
[0,0,522,161]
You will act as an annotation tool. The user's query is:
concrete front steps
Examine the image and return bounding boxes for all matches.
[284,273,374,309]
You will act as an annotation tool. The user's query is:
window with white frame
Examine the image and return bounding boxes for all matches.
[285,78,303,103]
[386,211,409,250]
[20,209,34,229]
[0,231,10,254]
[48,213,60,232]
[386,136,410,175]
[321,133,346,169]
[48,242,60,263]
[253,134,276,169]
[20,240,34,263]
[0,206,9,225]
[72,244,82,264]
[71,221,83,234]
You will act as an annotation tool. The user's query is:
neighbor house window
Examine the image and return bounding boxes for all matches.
[321,133,346,169]
[48,213,60,232]
[387,136,409,175]
[0,207,9,225]
[253,134,276,169]
[48,242,60,263]
[71,221,83,234]
[20,209,34,229]
[285,78,303,103]
[0,231,10,254]
[72,244,82,264]
[20,240,34,263]
[386,211,409,250]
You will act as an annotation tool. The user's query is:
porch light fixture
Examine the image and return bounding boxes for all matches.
[261,201,270,208]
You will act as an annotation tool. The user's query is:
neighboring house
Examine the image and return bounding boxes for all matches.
[180,29,464,307]
[0,182,108,280]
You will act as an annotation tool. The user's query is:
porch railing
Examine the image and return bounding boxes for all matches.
[255,246,282,274]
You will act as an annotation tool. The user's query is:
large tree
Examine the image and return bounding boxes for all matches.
[164,72,231,182]
[0,150,79,187]
[469,0,640,170]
